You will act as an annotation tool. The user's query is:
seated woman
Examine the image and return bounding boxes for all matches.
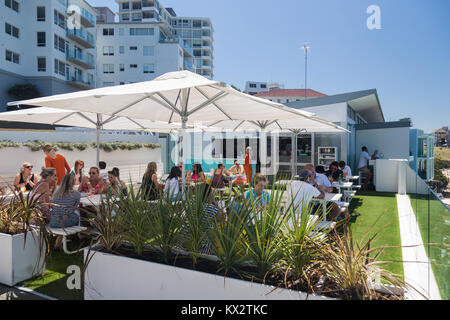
[325,161,344,182]
[50,174,81,250]
[228,160,247,186]
[29,167,58,223]
[69,160,85,190]
[164,166,182,202]
[191,163,206,183]
[141,161,163,200]
[107,167,127,196]
[211,163,229,189]
[78,166,106,194]
[244,173,270,211]
[14,162,38,192]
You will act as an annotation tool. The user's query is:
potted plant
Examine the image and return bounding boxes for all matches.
[82,182,409,300]
[0,188,49,286]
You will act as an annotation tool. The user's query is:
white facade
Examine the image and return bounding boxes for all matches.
[0,0,97,111]
[244,81,284,95]
[96,23,186,86]
[106,0,214,81]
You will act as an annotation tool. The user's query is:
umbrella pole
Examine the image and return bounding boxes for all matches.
[181,118,186,190]
[291,131,297,177]
[96,114,101,167]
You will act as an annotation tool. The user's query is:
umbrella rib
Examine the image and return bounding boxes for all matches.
[187,91,228,117]
[207,119,225,127]
[101,115,120,126]
[148,95,181,115]
[126,117,146,130]
[52,112,77,125]
[156,92,182,114]
[195,87,233,120]
[110,95,154,117]
[75,112,97,126]
[275,120,283,130]
[233,120,246,132]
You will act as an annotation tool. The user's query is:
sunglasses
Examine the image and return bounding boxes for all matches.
[25,166,33,169]
[89,172,97,175]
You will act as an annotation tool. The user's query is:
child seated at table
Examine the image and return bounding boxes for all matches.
[245,173,270,211]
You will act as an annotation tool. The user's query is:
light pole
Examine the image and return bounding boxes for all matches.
[301,43,310,99]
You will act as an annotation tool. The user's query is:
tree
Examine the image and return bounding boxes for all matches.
[231,85,241,92]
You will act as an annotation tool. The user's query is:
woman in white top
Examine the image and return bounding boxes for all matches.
[164,166,182,202]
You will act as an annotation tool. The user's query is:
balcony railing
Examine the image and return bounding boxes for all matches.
[183,60,195,72]
[67,8,95,28]
[66,48,95,69]
[159,35,193,57]
[66,71,94,89]
[66,28,95,49]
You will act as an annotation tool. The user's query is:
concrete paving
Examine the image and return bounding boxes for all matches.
[0,285,49,300]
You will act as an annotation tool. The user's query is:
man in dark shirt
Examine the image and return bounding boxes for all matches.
[325,161,344,182]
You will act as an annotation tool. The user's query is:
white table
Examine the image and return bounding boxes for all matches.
[312,192,343,220]
[332,181,353,194]
[80,194,104,206]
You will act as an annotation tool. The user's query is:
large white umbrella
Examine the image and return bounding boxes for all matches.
[0,107,185,165]
[6,71,341,185]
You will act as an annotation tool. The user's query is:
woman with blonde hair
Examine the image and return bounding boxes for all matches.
[29,167,58,223]
[50,173,81,249]
[141,161,163,200]
[14,162,38,192]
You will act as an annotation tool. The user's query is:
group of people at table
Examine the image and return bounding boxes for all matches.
[10,143,357,251]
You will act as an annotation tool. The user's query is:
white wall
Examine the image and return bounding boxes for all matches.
[356,127,410,161]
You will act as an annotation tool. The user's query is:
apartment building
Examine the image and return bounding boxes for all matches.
[244,81,284,95]
[0,0,97,112]
[254,88,327,103]
[95,0,214,87]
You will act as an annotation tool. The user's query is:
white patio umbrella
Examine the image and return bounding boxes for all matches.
[6,70,340,186]
[0,107,185,165]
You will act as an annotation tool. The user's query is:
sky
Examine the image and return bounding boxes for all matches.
[88,0,450,133]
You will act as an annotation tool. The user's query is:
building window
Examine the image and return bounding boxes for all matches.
[142,0,154,7]
[103,28,114,36]
[142,11,154,19]
[129,28,154,36]
[37,6,45,21]
[122,14,130,21]
[132,13,142,21]
[143,64,155,74]
[249,83,256,88]
[54,34,66,53]
[103,64,114,74]
[5,49,19,64]
[119,46,124,54]
[132,1,141,10]
[260,84,266,88]
[5,0,19,12]
[143,46,154,56]
[5,22,19,38]
[54,59,65,76]
[119,64,124,71]
[129,46,137,51]
[37,32,46,47]
[120,82,125,85]
[130,64,137,68]
[37,57,46,72]
[121,2,129,10]
[193,20,202,28]
[103,82,115,87]
[103,46,114,56]
[54,10,65,29]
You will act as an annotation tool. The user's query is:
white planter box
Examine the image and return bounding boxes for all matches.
[84,249,335,300]
[0,230,46,286]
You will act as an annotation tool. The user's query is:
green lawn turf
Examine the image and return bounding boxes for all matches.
[409,193,450,299]
[19,236,86,300]
[348,191,404,279]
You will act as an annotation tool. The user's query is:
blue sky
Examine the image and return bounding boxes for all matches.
[88,0,450,132]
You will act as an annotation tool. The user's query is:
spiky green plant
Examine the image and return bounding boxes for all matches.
[242,182,288,281]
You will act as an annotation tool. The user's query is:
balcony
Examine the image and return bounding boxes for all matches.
[66,71,94,89]
[67,9,95,28]
[159,35,193,57]
[66,28,95,49]
[67,49,95,70]
[183,60,195,72]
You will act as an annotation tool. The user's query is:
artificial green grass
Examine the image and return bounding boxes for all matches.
[348,191,404,279]
[409,193,449,299]
[19,237,85,300]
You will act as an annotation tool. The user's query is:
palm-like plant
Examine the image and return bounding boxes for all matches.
[208,192,252,276]
[242,183,287,281]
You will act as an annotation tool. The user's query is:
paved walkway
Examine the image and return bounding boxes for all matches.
[0,285,49,300]
[396,194,441,300]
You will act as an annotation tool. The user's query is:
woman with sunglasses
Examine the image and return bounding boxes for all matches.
[14,162,38,192]
[78,166,106,194]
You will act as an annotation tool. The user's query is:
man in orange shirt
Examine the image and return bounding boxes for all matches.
[43,145,71,185]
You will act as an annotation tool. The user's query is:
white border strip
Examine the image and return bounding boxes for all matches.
[14,286,58,300]
[396,194,442,300]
